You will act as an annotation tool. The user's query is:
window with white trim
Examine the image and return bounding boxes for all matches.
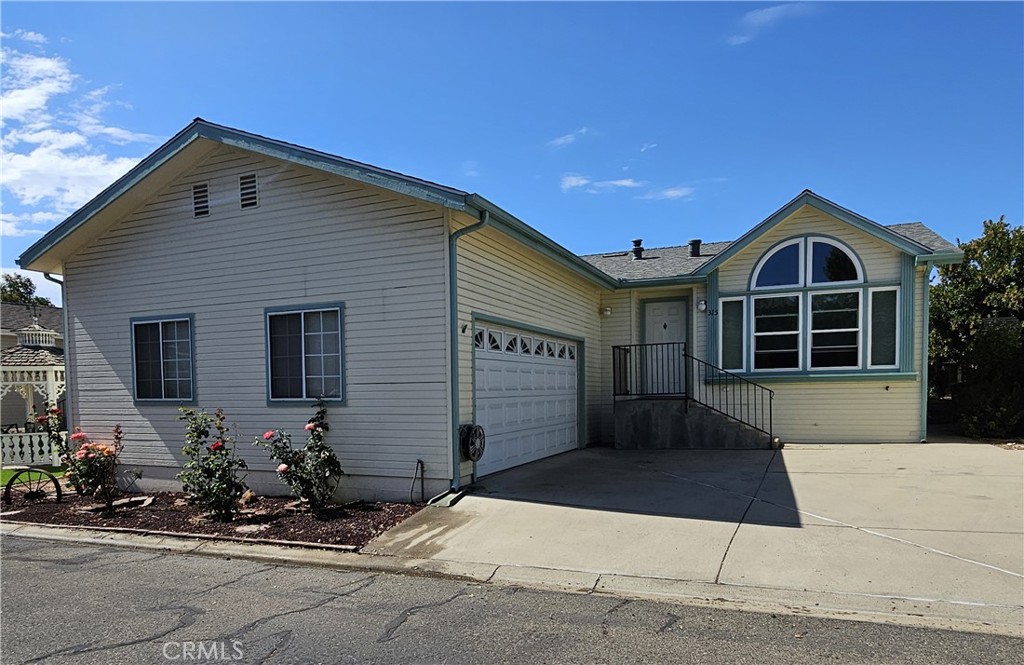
[268,307,343,400]
[133,318,193,400]
[721,235,904,373]
[868,288,899,368]
[753,295,801,370]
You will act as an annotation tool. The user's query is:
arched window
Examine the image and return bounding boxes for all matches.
[808,238,862,284]
[752,240,802,288]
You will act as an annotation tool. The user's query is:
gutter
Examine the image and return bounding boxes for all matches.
[447,209,492,491]
[915,252,963,267]
[920,261,932,442]
[43,272,71,428]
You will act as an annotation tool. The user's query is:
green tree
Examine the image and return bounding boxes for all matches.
[1,273,54,306]
[930,217,1023,367]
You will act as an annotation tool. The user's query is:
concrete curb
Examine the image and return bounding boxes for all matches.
[3,522,1020,638]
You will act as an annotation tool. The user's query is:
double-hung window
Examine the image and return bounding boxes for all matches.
[133,317,193,401]
[753,295,801,370]
[267,305,344,401]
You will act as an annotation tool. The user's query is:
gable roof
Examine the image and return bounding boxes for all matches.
[0,302,63,334]
[581,242,731,281]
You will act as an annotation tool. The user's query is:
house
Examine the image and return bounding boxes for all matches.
[1,302,65,430]
[17,119,963,501]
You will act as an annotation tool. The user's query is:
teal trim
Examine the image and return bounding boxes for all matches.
[720,280,900,299]
[129,313,197,406]
[19,118,469,271]
[263,302,346,407]
[448,213,492,491]
[900,255,916,373]
[916,252,963,266]
[464,195,618,289]
[920,262,932,441]
[706,270,719,363]
[712,371,919,385]
[618,275,706,287]
[693,190,931,277]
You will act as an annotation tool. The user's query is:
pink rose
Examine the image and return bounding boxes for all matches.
[70,432,88,441]
[277,463,289,473]
[263,430,275,440]
[210,441,224,452]
[304,423,316,431]
[75,450,87,460]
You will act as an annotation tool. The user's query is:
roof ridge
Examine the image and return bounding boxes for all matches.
[581,239,733,257]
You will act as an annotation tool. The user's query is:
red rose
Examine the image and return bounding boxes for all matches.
[210,441,224,452]
[35,415,47,424]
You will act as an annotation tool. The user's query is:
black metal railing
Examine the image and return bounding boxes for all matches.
[612,343,774,439]
[612,342,688,397]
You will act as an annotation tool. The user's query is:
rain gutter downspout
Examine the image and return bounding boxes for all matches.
[43,272,71,428]
[448,209,491,491]
[920,260,932,442]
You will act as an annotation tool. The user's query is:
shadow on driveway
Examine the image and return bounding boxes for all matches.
[467,446,802,528]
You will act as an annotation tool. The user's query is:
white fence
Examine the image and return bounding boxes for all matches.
[0,431,64,467]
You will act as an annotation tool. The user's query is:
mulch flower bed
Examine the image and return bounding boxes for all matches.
[1,490,422,549]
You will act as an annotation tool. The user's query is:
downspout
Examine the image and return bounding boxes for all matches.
[920,261,932,442]
[43,272,70,428]
[448,209,491,491]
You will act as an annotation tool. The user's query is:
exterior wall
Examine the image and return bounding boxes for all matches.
[453,212,607,474]
[63,145,452,501]
[717,205,902,291]
[703,206,927,443]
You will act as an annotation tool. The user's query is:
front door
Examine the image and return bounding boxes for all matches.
[642,300,687,394]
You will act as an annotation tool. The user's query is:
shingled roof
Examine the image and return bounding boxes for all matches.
[581,242,732,281]
[885,223,960,254]
[0,302,63,334]
[0,344,63,367]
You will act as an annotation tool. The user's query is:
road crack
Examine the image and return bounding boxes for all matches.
[377,589,469,643]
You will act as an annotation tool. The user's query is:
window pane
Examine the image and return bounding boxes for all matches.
[134,323,162,399]
[811,292,859,330]
[161,320,192,400]
[811,242,859,283]
[721,300,744,370]
[754,296,799,333]
[754,334,799,369]
[269,313,303,398]
[871,290,898,366]
[755,243,800,287]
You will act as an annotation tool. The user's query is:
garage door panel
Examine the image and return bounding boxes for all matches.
[474,325,579,477]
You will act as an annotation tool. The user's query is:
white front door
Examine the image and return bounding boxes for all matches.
[642,301,687,394]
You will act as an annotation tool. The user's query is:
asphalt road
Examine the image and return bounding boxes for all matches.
[1,537,1020,664]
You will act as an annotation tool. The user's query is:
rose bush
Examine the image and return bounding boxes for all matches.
[63,425,125,511]
[177,407,248,521]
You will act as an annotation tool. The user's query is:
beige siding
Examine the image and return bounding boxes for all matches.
[764,380,920,442]
[718,205,902,293]
[64,145,451,500]
[453,213,608,466]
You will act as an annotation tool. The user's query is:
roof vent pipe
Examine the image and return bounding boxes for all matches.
[631,239,644,260]
[688,238,702,257]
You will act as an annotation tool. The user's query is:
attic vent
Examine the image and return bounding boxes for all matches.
[239,173,259,209]
[192,183,210,218]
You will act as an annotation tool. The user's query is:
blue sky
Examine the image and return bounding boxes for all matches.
[3,2,1022,305]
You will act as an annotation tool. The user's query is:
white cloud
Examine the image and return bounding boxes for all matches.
[641,143,658,153]
[15,30,49,44]
[548,127,589,148]
[562,175,645,194]
[560,174,591,192]
[1,268,63,305]
[727,3,817,46]
[638,186,696,201]
[0,35,156,238]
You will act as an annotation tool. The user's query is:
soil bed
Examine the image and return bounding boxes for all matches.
[2,489,422,549]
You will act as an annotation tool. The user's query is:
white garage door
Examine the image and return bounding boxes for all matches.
[473,325,579,477]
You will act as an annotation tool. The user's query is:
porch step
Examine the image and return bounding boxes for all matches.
[614,399,771,450]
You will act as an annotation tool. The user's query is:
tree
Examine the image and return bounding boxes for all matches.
[1,273,54,306]
[929,217,1024,437]
[930,217,1023,367]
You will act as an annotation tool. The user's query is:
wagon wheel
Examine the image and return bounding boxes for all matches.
[3,468,63,505]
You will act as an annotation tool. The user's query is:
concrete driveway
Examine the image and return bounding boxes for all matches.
[367,443,1024,634]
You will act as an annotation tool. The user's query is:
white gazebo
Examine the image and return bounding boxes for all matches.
[1,321,66,466]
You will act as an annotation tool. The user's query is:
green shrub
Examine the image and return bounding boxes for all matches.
[64,425,124,511]
[955,318,1024,438]
[254,398,343,512]
[177,408,248,521]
